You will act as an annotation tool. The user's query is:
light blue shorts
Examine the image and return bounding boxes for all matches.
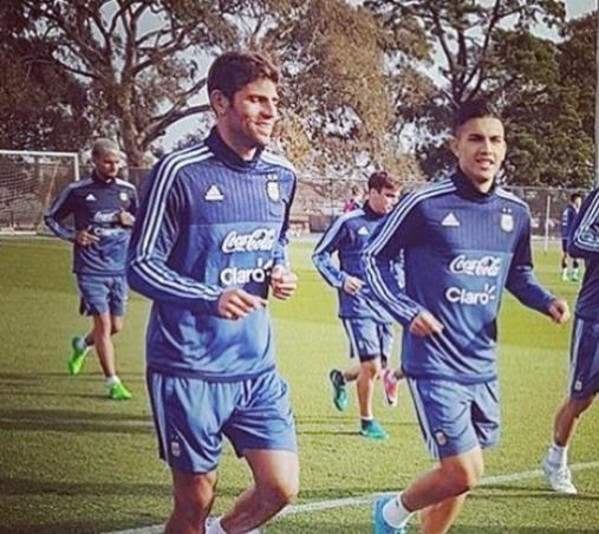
[568,316,599,399]
[341,318,393,363]
[76,274,127,316]
[147,369,297,474]
[408,377,500,460]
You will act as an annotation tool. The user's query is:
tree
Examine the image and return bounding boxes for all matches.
[0,3,92,151]
[7,0,241,165]
[365,0,567,180]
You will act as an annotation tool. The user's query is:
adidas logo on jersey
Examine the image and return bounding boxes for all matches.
[357,226,369,236]
[204,185,223,201]
[85,193,97,202]
[441,212,460,227]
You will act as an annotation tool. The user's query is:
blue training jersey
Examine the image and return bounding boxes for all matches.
[568,188,599,320]
[561,203,579,240]
[312,204,399,322]
[127,128,297,381]
[363,171,554,384]
[44,174,138,276]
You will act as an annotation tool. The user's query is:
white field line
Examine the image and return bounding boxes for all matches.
[104,460,599,534]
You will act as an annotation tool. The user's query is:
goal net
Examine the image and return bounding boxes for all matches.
[0,150,79,233]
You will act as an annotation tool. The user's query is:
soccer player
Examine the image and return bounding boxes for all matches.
[44,138,137,401]
[127,51,299,534]
[363,98,570,534]
[560,192,582,282]
[542,187,599,494]
[313,171,402,440]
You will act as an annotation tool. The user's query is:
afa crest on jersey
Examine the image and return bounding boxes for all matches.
[119,191,129,202]
[266,174,280,202]
[500,211,514,233]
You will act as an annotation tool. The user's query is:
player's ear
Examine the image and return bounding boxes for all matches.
[210,90,230,118]
[449,135,459,158]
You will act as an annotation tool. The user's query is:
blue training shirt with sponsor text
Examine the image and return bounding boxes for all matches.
[127,128,297,381]
[567,188,599,320]
[312,203,400,322]
[44,173,138,276]
[363,171,555,384]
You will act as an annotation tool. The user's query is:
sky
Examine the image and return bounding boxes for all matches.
[158,0,597,151]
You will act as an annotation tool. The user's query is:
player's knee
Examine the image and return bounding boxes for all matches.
[442,459,483,493]
[110,321,123,335]
[172,484,214,524]
[259,477,299,510]
[360,359,380,378]
[569,395,595,418]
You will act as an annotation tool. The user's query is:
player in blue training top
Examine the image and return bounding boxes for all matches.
[542,187,599,494]
[559,192,582,282]
[44,138,138,401]
[364,99,570,534]
[127,51,299,534]
[313,171,402,440]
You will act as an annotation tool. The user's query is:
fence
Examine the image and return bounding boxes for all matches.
[0,158,585,243]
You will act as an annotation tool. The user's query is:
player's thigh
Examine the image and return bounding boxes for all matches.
[245,448,299,499]
[171,468,218,511]
[470,380,500,450]
[569,316,599,399]
[225,370,297,458]
[407,377,482,460]
[146,371,236,474]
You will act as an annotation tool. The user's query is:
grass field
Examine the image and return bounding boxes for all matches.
[0,236,598,534]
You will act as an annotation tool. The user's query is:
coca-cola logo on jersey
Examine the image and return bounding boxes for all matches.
[222,229,276,253]
[449,255,502,277]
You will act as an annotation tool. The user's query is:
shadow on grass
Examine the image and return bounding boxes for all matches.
[0,408,153,434]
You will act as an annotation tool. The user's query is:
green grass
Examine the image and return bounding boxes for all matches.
[0,236,597,533]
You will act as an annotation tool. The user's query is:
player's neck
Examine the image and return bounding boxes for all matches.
[216,124,258,161]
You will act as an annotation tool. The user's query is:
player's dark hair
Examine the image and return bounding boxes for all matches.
[207,51,279,102]
[368,171,401,193]
[571,192,582,202]
[453,98,502,134]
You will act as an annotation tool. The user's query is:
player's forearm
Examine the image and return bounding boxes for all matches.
[127,257,222,315]
[44,216,76,242]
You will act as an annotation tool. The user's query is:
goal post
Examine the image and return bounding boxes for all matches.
[0,149,80,233]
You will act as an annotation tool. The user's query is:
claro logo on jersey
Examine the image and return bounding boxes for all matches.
[220,258,273,286]
[221,229,276,254]
[449,255,502,277]
[446,283,497,306]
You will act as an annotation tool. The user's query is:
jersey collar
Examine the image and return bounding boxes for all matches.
[205,128,264,171]
[452,168,496,203]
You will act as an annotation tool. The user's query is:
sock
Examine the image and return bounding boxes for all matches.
[382,492,413,528]
[75,337,87,352]
[206,517,228,534]
[105,376,120,389]
[361,416,374,427]
[548,443,568,468]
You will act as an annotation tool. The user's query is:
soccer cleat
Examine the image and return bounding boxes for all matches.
[570,271,580,283]
[68,336,89,375]
[108,382,132,401]
[541,455,577,494]
[329,369,348,411]
[373,496,406,534]
[382,369,399,407]
[360,419,389,440]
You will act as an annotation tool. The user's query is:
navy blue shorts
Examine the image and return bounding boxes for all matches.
[407,377,500,460]
[568,316,599,399]
[341,318,394,363]
[76,274,127,316]
[147,369,297,474]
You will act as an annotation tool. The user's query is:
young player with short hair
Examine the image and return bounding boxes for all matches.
[127,50,299,534]
[45,138,137,400]
[313,171,403,440]
[364,98,570,534]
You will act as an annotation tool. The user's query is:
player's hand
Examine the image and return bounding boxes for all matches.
[409,311,444,337]
[270,265,298,300]
[117,209,135,228]
[75,229,99,246]
[343,275,364,295]
[217,288,267,320]
[548,299,570,324]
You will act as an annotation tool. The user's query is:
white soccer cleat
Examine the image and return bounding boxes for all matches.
[542,455,578,494]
